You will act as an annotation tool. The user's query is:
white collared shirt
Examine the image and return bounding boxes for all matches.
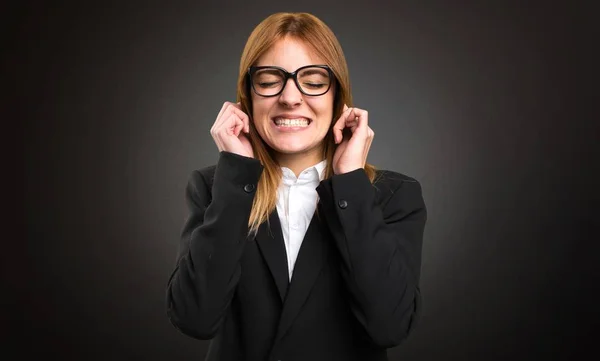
[276,159,327,281]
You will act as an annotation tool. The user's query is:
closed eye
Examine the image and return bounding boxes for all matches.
[258,81,281,88]
[302,82,327,89]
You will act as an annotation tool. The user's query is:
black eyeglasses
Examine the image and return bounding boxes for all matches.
[248,64,333,97]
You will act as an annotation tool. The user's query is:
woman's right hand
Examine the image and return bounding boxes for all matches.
[210,101,254,158]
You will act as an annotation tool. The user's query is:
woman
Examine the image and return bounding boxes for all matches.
[166,12,427,361]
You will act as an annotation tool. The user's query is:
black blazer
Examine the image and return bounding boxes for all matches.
[166,151,427,361]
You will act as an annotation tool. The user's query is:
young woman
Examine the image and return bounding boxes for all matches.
[166,12,427,361]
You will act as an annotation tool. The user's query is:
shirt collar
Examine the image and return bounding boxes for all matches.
[280,159,327,186]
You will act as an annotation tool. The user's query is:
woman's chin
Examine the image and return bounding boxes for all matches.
[273,146,307,155]
[270,142,314,155]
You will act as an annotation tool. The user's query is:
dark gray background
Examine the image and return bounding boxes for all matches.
[17,0,596,360]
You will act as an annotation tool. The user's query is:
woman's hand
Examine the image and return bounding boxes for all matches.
[332,105,375,174]
[210,101,254,158]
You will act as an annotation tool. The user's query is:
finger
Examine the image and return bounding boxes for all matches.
[216,101,233,124]
[231,112,245,137]
[229,104,251,134]
[212,102,228,135]
[332,106,354,143]
[344,113,360,131]
[341,107,366,140]
[347,108,369,138]
[344,108,370,164]
[213,105,235,132]
[231,102,249,133]
[218,111,244,138]
[216,103,249,134]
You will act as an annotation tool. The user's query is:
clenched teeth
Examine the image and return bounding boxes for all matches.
[274,118,310,126]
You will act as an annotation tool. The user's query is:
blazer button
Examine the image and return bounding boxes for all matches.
[338,199,348,209]
[244,184,255,193]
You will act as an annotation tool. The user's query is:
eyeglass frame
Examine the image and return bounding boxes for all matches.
[247,64,334,97]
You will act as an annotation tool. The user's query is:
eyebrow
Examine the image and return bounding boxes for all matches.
[254,68,283,75]
[299,69,328,76]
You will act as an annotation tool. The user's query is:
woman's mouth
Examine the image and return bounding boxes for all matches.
[272,117,312,132]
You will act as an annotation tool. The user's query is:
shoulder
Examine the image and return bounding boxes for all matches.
[372,168,424,205]
[373,168,420,189]
[195,164,217,187]
[181,165,217,206]
[375,168,419,185]
[185,152,263,192]
[185,152,248,188]
[183,164,217,198]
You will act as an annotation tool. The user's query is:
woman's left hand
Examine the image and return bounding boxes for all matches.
[332,105,375,175]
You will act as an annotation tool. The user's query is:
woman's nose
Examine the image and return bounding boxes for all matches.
[278,78,303,107]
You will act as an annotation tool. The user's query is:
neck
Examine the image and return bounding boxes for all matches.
[275,147,324,178]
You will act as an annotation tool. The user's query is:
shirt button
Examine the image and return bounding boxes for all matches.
[243,184,255,193]
[291,223,298,229]
[338,199,348,209]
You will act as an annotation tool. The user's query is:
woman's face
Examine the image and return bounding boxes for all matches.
[250,37,335,159]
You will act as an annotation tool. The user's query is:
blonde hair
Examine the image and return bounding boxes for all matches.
[236,12,378,236]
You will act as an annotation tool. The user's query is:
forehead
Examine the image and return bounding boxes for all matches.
[255,37,324,71]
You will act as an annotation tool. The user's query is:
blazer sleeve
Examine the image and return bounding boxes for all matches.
[315,168,427,348]
[166,151,264,340]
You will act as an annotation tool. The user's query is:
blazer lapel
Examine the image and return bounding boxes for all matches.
[255,209,290,303]
[273,207,329,344]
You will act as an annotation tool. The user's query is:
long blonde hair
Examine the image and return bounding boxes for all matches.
[236,12,378,236]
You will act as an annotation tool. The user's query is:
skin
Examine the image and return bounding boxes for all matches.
[251,36,336,177]
[211,35,374,176]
